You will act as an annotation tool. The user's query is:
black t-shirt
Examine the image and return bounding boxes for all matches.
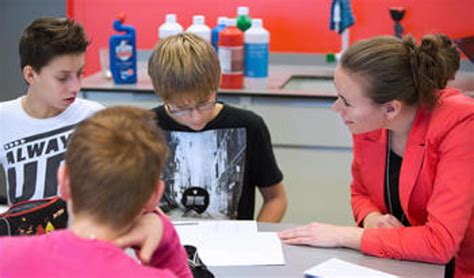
[384,149,410,226]
[152,103,283,220]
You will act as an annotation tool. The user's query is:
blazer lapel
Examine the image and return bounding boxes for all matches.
[399,108,431,220]
[359,130,389,212]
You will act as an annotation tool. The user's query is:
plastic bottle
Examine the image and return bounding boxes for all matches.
[244,19,270,89]
[109,13,137,84]
[186,15,211,42]
[219,18,244,89]
[211,16,227,51]
[237,6,252,32]
[158,14,183,40]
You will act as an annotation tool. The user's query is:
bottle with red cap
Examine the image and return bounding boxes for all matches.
[218,18,244,89]
[109,13,137,84]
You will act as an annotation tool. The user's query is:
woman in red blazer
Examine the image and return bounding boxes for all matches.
[279,34,474,277]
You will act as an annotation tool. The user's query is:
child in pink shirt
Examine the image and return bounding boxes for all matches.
[0,106,192,278]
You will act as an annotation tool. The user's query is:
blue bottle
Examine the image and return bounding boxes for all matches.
[109,14,137,84]
[211,17,227,52]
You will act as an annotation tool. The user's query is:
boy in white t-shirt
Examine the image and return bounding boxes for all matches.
[0,17,103,204]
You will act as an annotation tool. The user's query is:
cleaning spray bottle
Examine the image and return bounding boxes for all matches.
[109,13,137,84]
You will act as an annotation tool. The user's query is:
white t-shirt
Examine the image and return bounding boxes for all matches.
[0,96,104,204]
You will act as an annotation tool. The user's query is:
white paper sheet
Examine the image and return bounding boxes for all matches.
[0,205,8,214]
[304,258,397,277]
[174,220,285,266]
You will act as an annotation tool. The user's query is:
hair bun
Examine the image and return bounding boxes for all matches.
[403,36,420,95]
[403,36,418,54]
[420,37,440,56]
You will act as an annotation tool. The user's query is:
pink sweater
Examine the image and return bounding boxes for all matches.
[0,214,192,278]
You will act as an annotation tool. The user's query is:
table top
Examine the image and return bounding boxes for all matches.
[208,223,444,277]
[0,207,446,277]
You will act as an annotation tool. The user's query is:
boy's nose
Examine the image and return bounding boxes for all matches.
[70,77,81,92]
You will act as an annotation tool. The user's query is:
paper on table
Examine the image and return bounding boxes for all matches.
[174,221,285,266]
[0,205,9,214]
[198,220,258,235]
[174,220,258,247]
[304,258,398,278]
[199,232,285,266]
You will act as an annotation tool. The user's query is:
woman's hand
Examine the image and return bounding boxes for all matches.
[363,212,404,229]
[114,212,164,264]
[278,222,363,249]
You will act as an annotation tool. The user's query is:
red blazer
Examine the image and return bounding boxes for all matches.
[351,89,474,277]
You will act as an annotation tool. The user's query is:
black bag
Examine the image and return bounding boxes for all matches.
[0,197,68,236]
[184,245,215,278]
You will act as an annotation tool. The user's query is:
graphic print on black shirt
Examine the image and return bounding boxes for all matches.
[3,124,75,204]
[160,128,246,220]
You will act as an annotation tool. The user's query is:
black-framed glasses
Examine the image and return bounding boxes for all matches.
[166,100,217,117]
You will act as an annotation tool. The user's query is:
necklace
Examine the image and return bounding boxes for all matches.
[386,131,406,224]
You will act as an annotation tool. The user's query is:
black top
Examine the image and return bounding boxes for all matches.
[152,103,283,220]
[384,149,410,226]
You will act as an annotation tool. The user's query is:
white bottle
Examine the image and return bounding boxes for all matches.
[244,19,270,89]
[158,14,183,39]
[186,15,211,42]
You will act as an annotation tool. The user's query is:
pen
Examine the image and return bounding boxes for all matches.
[172,221,199,226]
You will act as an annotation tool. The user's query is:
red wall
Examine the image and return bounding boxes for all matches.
[69,0,474,76]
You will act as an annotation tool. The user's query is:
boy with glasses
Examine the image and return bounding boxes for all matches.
[148,33,287,222]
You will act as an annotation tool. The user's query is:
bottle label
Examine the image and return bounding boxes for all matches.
[244,43,268,78]
[219,46,243,74]
[115,40,133,61]
[111,39,136,83]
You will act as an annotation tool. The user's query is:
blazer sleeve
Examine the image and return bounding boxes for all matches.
[360,117,474,264]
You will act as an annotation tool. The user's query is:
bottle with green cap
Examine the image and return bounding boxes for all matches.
[237,6,251,32]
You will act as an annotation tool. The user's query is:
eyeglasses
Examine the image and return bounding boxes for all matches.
[166,100,217,117]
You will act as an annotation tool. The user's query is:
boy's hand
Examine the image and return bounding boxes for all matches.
[114,212,163,264]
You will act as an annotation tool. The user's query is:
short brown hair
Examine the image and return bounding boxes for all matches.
[65,106,168,229]
[148,33,221,103]
[341,34,460,109]
[19,17,90,72]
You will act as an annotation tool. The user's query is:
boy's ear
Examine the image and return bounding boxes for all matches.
[22,65,36,85]
[144,180,165,212]
[57,164,72,201]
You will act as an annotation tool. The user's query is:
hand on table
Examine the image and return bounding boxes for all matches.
[278,222,362,249]
[363,212,404,229]
[114,212,164,264]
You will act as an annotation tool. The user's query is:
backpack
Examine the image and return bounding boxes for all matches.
[0,197,68,236]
